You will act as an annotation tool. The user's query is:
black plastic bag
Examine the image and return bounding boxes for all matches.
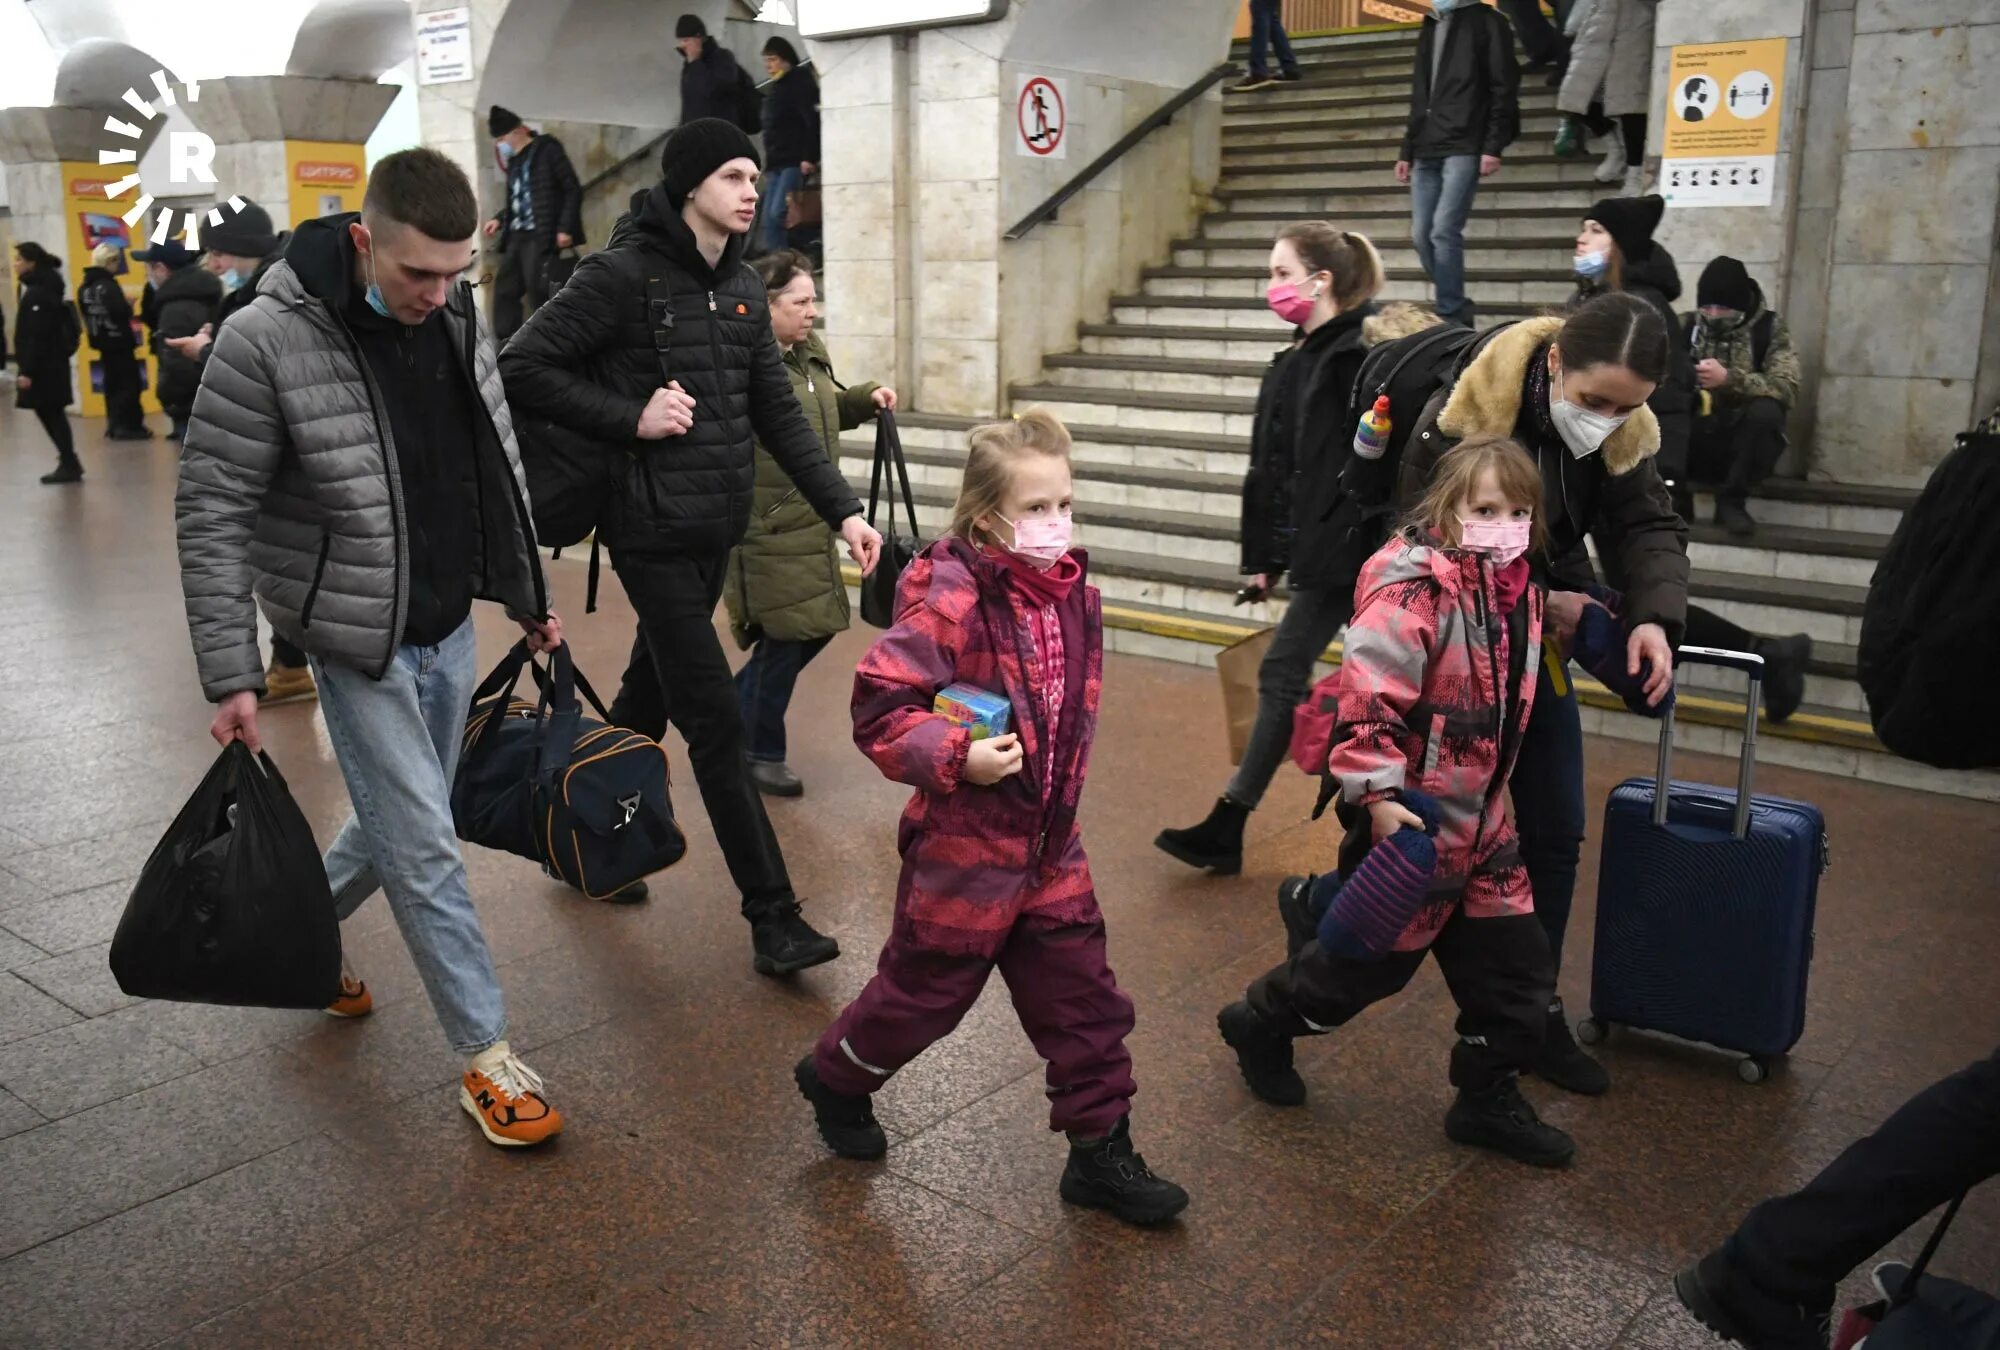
[861,411,922,628]
[110,742,342,1008]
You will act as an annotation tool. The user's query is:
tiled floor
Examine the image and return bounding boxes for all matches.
[3,410,1997,1349]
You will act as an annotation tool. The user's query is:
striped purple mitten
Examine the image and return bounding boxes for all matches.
[1316,789,1441,961]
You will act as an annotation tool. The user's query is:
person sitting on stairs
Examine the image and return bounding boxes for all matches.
[1686,255,1802,540]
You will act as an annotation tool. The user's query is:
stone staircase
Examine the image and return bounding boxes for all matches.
[834,26,1996,802]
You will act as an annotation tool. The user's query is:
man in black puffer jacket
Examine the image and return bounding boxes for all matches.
[502,118,881,977]
[483,106,584,340]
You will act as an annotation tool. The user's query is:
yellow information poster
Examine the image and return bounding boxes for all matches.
[1660,37,1788,208]
[283,140,367,226]
[59,161,161,418]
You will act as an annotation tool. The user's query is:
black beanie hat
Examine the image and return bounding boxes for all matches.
[763,36,801,65]
[204,199,278,258]
[1697,255,1756,311]
[1583,193,1666,265]
[487,104,523,137]
[675,14,706,38]
[661,117,762,208]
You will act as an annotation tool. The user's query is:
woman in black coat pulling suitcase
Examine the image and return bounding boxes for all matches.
[1156,224,1404,876]
[12,242,84,484]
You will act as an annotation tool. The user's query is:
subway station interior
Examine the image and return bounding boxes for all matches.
[1,0,1997,1345]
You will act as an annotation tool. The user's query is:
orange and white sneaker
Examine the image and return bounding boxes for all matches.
[324,973,373,1018]
[461,1043,563,1147]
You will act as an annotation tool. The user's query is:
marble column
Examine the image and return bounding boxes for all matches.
[195,76,398,231]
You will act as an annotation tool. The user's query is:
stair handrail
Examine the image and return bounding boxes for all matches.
[1003,62,1236,242]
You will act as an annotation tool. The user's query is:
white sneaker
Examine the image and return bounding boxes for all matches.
[1621,165,1649,196]
[1594,140,1627,183]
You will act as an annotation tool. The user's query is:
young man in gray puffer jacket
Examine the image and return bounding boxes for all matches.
[175,149,567,1149]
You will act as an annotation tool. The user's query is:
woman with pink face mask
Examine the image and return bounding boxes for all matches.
[1158,223,1425,877]
[1218,435,1583,1168]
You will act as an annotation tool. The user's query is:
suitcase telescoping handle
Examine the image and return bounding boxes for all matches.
[1652,645,1764,837]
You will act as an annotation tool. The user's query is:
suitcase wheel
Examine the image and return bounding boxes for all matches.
[1576,1018,1609,1046]
[1736,1056,1770,1085]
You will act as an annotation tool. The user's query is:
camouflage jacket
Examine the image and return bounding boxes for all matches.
[1688,298,1801,411]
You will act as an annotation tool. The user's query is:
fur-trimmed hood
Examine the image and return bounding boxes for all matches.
[1434,316,1661,476]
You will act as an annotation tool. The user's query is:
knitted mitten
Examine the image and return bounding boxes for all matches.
[1572,589,1673,719]
[1316,788,1442,961]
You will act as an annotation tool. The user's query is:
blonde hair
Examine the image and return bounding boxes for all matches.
[1410,434,1548,555]
[1274,221,1385,312]
[949,407,1073,544]
[91,241,122,269]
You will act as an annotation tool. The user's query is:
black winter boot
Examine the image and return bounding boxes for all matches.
[793,1055,887,1160]
[1217,1000,1306,1106]
[1059,1119,1189,1226]
[1754,634,1812,724]
[1532,997,1610,1095]
[1444,1075,1576,1167]
[40,457,83,485]
[1277,875,1316,959]
[1674,1248,1831,1350]
[751,904,840,976]
[1155,797,1249,874]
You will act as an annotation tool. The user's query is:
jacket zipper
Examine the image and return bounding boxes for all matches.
[299,530,333,628]
[455,283,548,617]
[327,309,407,676]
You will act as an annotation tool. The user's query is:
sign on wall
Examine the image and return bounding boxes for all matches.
[284,141,367,225]
[415,6,474,85]
[60,161,160,418]
[1015,74,1067,160]
[1660,37,1787,208]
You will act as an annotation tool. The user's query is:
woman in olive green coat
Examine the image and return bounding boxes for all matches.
[728,250,897,796]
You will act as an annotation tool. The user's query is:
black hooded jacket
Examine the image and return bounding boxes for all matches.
[151,262,223,412]
[492,133,584,247]
[1571,243,1697,482]
[78,267,136,352]
[498,183,860,557]
[762,63,820,170]
[13,262,78,410]
[1400,4,1521,161]
[680,38,748,127]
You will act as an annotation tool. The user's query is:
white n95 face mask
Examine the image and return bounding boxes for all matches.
[1549,371,1629,458]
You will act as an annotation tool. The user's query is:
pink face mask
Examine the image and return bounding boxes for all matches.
[999,512,1073,568]
[1457,516,1533,567]
[1265,280,1320,327]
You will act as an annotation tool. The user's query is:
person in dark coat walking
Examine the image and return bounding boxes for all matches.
[133,238,221,441]
[676,15,751,129]
[1155,224,1395,875]
[756,37,819,255]
[1396,0,1520,326]
[77,242,149,439]
[500,118,883,975]
[12,242,84,483]
[1565,198,1814,724]
[482,105,584,341]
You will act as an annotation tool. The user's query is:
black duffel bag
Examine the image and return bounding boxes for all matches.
[110,742,341,1008]
[453,640,686,900]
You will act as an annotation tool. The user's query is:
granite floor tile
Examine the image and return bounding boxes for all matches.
[0,881,134,956]
[11,942,142,1018]
[139,997,323,1068]
[0,918,48,968]
[0,822,163,900]
[0,1007,202,1120]
[0,1048,344,1259]
[0,1084,43,1141]
[0,970,82,1048]
[280,996,468,1108]
[0,1133,423,1349]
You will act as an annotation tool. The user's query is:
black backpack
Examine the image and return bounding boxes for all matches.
[507,252,674,609]
[1856,413,2000,770]
[736,65,764,134]
[1332,321,1512,551]
[452,640,686,900]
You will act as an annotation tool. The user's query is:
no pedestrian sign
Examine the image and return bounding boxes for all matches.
[1660,37,1787,207]
[1016,74,1067,160]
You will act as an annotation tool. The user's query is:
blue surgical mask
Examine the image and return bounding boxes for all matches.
[219,268,242,292]
[498,141,516,166]
[1574,248,1610,280]
[363,250,391,318]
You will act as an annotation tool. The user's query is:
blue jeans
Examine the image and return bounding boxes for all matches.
[1410,154,1483,323]
[1249,0,1298,78]
[735,634,832,763]
[312,618,507,1055]
[758,165,804,254]
[1509,640,1586,974]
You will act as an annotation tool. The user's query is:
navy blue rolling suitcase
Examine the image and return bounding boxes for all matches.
[1581,647,1830,1083]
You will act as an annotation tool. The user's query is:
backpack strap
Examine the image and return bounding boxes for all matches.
[573,259,675,617]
